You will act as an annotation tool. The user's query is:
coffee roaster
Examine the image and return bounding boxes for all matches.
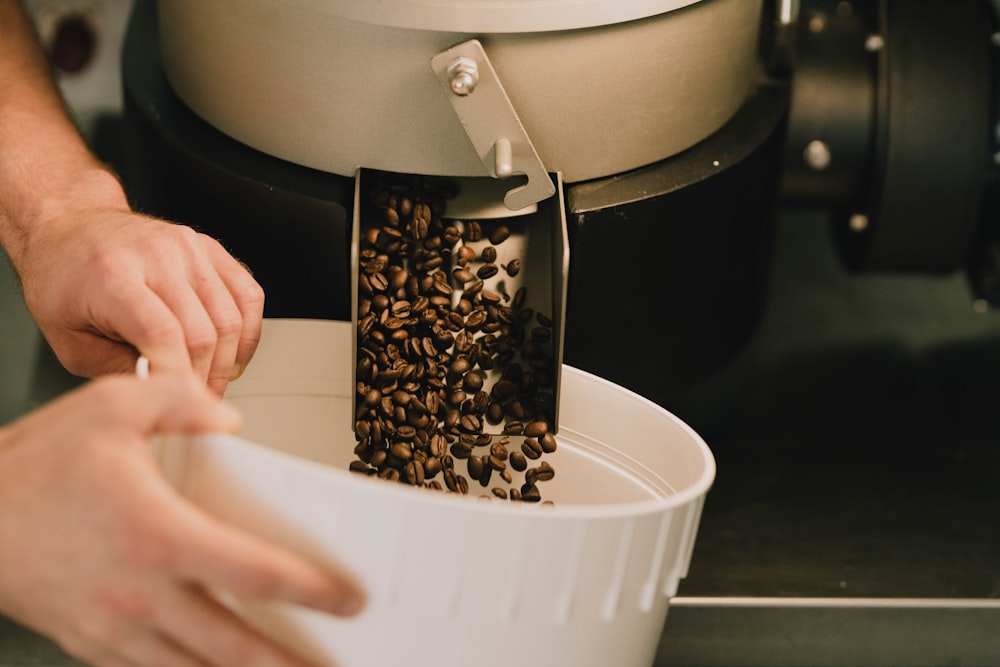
[116,0,1000,664]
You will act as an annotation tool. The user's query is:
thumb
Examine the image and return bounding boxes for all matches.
[125,373,244,436]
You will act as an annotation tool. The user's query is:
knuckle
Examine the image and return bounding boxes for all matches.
[185,323,219,358]
[214,308,244,339]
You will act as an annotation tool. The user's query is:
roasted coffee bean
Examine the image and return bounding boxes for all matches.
[504,420,525,435]
[533,461,555,482]
[477,263,499,280]
[460,413,482,433]
[355,176,560,502]
[521,437,543,460]
[404,460,425,485]
[450,441,473,459]
[512,286,528,309]
[467,455,485,480]
[444,468,459,492]
[524,421,549,437]
[389,442,413,461]
[380,468,401,483]
[491,487,508,500]
[369,449,388,469]
[520,483,542,503]
[349,460,370,474]
[384,207,400,227]
[456,298,474,316]
[423,456,443,479]
[490,441,509,461]
[462,372,484,393]
[457,244,476,265]
[449,357,471,375]
[452,267,474,284]
[465,310,487,330]
[363,388,381,407]
[488,225,510,245]
[486,401,505,425]
[464,221,482,241]
[478,463,493,487]
[465,279,484,296]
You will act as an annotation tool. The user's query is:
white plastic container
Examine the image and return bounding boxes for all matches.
[156,319,715,667]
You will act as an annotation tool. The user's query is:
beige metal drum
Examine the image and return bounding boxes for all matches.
[154,319,716,667]
[158,0,762,183]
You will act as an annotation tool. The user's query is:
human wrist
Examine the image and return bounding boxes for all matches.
[0,164,129,275]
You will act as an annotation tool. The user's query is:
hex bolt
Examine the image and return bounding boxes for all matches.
[447,57,479,96]
[803,140,831,171]
[865,33,885,52]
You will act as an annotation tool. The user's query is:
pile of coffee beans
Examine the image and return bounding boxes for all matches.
[350,173,558,503]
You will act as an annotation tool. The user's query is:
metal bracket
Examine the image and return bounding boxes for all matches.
[431,39,556,212]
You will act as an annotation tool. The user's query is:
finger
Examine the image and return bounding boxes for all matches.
[48,329,140,378]
[157,584,334,667]
[202,237,265,382]
[183,244,247,394]
[146,278,220,384]
[100,628,213,667]
[163,500,365,618]
[86,374,244,436]
[89,280,191,378]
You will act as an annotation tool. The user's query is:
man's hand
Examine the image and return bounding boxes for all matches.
[17,205,265,395]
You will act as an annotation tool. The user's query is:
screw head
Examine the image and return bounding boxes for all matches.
[803,140,832,171]
[447,57,479,96]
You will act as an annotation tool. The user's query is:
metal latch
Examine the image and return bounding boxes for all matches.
[431,39,556,212]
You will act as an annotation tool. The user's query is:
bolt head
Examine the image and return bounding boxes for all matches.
[447,57,479,96]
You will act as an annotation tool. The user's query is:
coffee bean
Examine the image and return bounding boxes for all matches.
[467,455,485,480]
[464,221,482,241]
[356,176,560,503]
[533,461,555,482]
[489,225,510,245]
[457,245,476,265]
[477,263,499,280]
[450,441,472,459]
[524,421,549,437]
[404,460,425,485]
[521,438,543,460]
[463,372,484,393]
[390,442,413,461]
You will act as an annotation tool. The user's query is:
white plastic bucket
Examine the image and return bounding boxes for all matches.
[156,319,715,667]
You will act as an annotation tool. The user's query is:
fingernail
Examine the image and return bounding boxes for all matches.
[334,590,365,616]
[229,363,245,381]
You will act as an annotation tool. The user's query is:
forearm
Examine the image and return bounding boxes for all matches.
[0,0,127,272]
